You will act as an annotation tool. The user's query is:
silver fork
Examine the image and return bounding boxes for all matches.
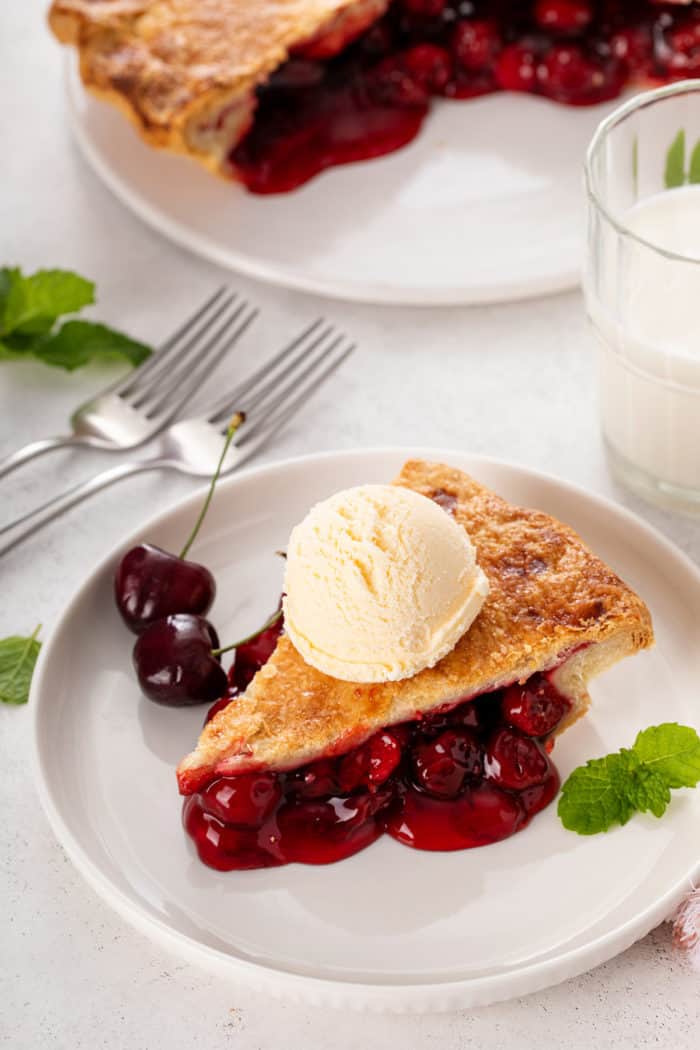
[0,320,354,557]
[0,286,257,479]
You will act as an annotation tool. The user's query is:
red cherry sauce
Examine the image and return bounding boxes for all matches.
[183,671,570,870]
[229,1,700,194]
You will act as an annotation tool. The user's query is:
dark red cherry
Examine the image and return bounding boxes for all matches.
[495,44,539,92]
[114,543,216,634]
[199,773,282,828]
[384,781,525,850]
[231,608,284,692]
[420,695,485,735]
[369,55,430,107]
[133,614,227,706]
[485,727,551,790]
[501,674,569,737]
[275,792,385,864]
[534,0,592,34]
[402,44,452,93]
[610,24,653,74]
[537,44,625,105]
[338,731,402,793]
[412,728,483,799]
[183,799,281,870]
[664,17,700,76]
[286,758,339,799]
[452,19,501,72]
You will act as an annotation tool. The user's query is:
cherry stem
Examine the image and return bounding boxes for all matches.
[211,609,283,657]
[179,412,245,560]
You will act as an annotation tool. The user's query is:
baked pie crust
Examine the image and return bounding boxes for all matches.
[49,0,389,174]
[50,1,700,188]
[177,459,653,795]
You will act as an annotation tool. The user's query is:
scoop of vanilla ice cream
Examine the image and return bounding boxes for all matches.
[282,484,489,683]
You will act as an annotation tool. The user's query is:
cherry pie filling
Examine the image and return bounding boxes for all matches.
[183,640,573,870]
[230,0,700,193]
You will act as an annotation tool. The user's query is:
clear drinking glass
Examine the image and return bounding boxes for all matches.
[584,80,700,514]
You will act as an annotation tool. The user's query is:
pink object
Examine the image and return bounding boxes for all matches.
[672,885,700,969]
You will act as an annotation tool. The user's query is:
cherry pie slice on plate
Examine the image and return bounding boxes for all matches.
[31,450,700,1009]
[52,0,700,193]
[177,459,653,872]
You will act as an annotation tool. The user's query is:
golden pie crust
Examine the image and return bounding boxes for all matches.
[48,0,389,174]
[177,459,653,794]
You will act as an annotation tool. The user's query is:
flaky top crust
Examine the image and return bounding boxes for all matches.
[177,460,653,793]
[48,0,386,167]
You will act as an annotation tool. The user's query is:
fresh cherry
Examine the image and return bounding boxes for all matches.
[412,727,483,799]
[501,673,569,737]
[133,614,227,706]
[485,727,551,790]
[114,543,215,634]
[114,414,243,635]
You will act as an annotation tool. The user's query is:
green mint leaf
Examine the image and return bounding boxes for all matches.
[0,268,94,337]
[627,764,671,818]
[32,320,151,371]
[633,723,700,789]
[0,627,41,705]
[560,724,700,835]
[557,750,639,835]
[665,130,686,189]
[689,140,700,185]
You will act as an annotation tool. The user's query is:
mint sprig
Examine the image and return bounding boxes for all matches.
[558,723,700,835]
[0,266,151,371]
[0,626,42,705]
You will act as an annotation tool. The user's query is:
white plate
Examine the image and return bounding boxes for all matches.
[66,62,618,306]
[32,448,700,1013]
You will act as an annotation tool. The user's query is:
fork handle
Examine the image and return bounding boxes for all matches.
[0,435,83,480]
[0,459,167,557]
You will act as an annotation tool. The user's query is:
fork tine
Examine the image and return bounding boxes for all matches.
[114,285,228,397]
[137,298,256,418]
[240,333,346,434]
[128,291,239,408]
[143,302,259,423]
[206,318,329,427]
[234,344,356,464]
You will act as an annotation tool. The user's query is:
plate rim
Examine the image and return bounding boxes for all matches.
[65,61,581,308]
[30,446,700,1012]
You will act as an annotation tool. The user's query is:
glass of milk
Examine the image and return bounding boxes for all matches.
[584,80,700,514]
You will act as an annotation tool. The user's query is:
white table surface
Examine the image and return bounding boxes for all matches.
[2,3,699,1046]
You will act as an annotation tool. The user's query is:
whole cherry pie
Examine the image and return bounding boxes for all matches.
[176,459,653,871]
[51,0,700,193]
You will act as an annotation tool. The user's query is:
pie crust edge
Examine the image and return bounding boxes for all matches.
[176,458,654,794]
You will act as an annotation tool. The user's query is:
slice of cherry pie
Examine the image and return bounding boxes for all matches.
[51,0,700,193]
[176,459,653,870]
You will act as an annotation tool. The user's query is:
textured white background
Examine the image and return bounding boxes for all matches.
[2,3,699,1047]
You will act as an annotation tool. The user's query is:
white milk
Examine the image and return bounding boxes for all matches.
[588,185,700,496]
